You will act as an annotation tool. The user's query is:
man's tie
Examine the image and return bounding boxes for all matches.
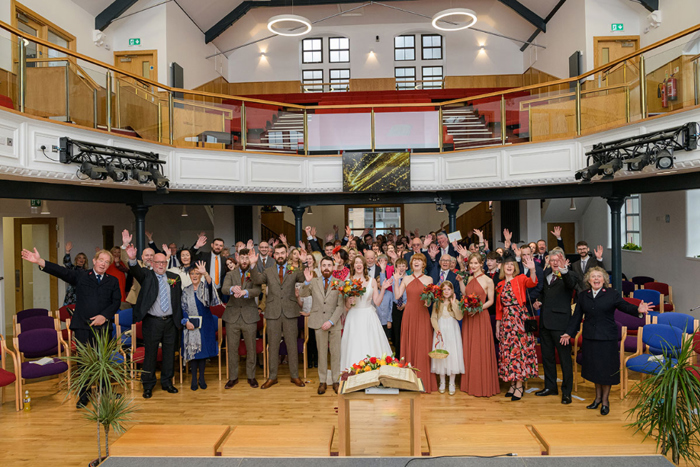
[278,265,284,283]
[324,278,329,292]
[158,275,170,313]
[96,274,102,284]
[214,255,220,285]
[439,270,445,284]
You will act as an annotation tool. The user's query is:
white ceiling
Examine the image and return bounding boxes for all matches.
[71,0,570,55]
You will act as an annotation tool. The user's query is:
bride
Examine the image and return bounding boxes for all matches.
[339,255,393,372]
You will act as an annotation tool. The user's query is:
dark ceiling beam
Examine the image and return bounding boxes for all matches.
[520,0,567,52]
[205,0,413,44]
[637,0,659,13]
[95,0,139,31]
[498,0,546,33]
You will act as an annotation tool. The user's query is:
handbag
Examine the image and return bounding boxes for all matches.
[187,316,202,329]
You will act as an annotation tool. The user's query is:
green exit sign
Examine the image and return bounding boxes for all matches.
[30,199,41,207]
[128,38,141,46]
[611,23,624,32]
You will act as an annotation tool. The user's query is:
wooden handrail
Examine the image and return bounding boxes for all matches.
[2,19,699,112]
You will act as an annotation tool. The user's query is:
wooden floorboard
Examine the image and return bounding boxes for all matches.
[0,363,672,466]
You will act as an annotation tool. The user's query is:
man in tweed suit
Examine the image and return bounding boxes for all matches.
[301,256,345,394]
[222,248,262,389]
[249,245,306,389]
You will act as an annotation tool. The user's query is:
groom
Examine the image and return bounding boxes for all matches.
[301,257,345,394]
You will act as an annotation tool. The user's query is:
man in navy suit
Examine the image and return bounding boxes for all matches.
[22,247,121,408]
[428,250,462,300]
[434,231,457,262]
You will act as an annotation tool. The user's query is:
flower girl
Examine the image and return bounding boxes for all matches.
[430,281,465,395]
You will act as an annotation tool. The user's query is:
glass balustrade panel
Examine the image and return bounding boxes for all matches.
[113,70,165,143]
[644,38,698,115]
[245,102,303,154]
[374,105,439,151]
[307,108,371,153]
[442,99,502,151]
[173,91,240,150]
[0,34,18,111]
[509,84,576,143]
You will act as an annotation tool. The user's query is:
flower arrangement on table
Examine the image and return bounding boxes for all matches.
[459,293,483,316]
[420,283,443,307]
[331,278,366,298]
[340,354,415,380]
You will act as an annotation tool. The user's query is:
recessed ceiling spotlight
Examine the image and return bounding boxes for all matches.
[432,8,477,32]
[267,14,312,36]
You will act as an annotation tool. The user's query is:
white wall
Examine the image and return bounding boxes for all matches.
[229,21,524,84]
[638,0,700,47]
[583,0,641,73]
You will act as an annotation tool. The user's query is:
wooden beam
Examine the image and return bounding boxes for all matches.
[498,0,546,32]
[637,0,659,13]
[95,0,139,31]
[520,0,567,52]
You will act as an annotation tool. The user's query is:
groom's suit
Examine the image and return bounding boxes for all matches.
[300,275,344,384]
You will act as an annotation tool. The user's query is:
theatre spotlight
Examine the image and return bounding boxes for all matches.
[435,197,445,212]
[600,158,623,180]
[575,161,602,183]
[626,152,651,171]
[80,161,107,180]
[655,148,674,169]
[106,163,128,182]
[149,166,169,194]
[131,168,151,184]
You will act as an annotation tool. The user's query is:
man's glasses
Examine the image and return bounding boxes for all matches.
[153,261,167,265]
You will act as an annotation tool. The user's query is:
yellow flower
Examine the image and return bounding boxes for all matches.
[379,360,386,366]
[363,366,371,372]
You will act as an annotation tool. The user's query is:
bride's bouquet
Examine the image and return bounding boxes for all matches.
[331,278,366,298]
[420,283,443,307]
[459,293,483,316]
[342,354,405,377]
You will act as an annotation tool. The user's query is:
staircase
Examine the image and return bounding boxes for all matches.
[442,106,503,150]
[247,111,305,153]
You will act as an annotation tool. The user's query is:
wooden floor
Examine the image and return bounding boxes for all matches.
[0,362,672,466]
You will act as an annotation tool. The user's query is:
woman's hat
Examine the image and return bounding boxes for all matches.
[501,249,517,264]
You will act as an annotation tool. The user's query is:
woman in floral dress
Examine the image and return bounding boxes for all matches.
[494,253,538,401]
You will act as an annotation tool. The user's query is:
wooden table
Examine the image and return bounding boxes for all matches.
[531,423,659,456]
[110,425,230,457]
[220,424,335,457]
[426,424,543,457]
[338,381,423,456]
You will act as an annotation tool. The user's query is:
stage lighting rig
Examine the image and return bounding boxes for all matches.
[59,137,168,193]
[575,122,699,183]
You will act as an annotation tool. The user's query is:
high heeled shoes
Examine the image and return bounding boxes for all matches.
[511,386,524,401]
[586,400,602,410]
[600,405,610,416]
[505,384,515,398]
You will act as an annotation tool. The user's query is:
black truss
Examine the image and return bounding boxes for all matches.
[95,0,139,31]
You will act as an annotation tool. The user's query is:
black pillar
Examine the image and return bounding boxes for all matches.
[292,206,305,247]
[446,203,460,233]
[131,204,149,254]
[606,196,625,291]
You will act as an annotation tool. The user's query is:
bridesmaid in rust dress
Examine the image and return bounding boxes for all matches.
[393,252,438,394]
[460,253,499,397]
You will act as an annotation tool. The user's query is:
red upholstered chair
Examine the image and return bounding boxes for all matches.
[130,321,180,390]
[56,304,75,341]
[642,282,674,311]
[0,334,20,411]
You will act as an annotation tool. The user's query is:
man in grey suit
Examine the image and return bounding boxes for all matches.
[571,241,604,294]
[300,256,345,395]
[256,241,273,273]
[250,244,307,389]
[222,248,262,389]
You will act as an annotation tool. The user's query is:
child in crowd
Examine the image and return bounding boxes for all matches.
[430,281,465,395]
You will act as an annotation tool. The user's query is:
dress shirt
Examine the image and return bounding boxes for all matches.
[228,269,250,298]
[441,246,449,257]
[168,255,180,269]
[580,257,588,271]
[93,270,103,283]
[393,276,408,306]
[592,288,601,299]
[546,266,568,285]
[368,264,377,278]
[149,273,172,317]
[260,256,270,269]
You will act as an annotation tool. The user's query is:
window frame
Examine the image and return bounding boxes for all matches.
[344,204,405,237]
[13,1,77,69]
[421,34,443,61]
[394,34,416,61]
[622,194,641,247]
[301,69,324,92]
[329,68,350,92]
[395,66,416,90]
[421,65,444,89]
[301,37,323,64]
[328,37,350,64]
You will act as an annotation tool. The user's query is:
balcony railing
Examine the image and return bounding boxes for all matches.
[2,20,700,156]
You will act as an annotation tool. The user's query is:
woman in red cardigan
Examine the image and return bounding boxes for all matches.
[495,252,538,401]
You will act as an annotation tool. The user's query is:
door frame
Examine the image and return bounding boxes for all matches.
[113,49,159,83]
[14,217,58,312]
[593,35,640,69]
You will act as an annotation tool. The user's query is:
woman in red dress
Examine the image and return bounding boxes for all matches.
[392,253,438,394]
[460,253,499,397]
[495,253,538,401]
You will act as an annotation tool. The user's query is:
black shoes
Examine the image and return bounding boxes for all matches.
[601,405,610,416]
[143,389,153,399]
[163,386,179,394]
[505,384,515,397]
[199,380,207,390]
[511,387,524,401]
[76,394,89,409]
[586,400,601,409]
[561,395,572,405]
[535,388,559,397]
[191,379,198,391]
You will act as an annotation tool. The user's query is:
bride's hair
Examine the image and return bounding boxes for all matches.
[352,254,370,281]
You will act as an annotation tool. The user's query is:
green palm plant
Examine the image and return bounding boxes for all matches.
[626,330,700,465]
[66,328,139,465]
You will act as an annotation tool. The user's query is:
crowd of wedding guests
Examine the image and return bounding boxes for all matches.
[26,222,649,415]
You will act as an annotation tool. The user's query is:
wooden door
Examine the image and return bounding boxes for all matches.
[114,50,158,83]
[594,36,639,86]
[14,217,58,312]
[547,222,575,254]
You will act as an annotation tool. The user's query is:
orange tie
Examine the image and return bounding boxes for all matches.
[214,255,220,285]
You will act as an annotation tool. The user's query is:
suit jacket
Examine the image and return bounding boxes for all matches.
[193,247,228,288]
[256,255,273,273]
[366,264,382,281]
[257,263,306,320]
[128,262,183,329]
[42,261,121,331]
[571,255,605,294]
[566,287,639,340]
[538,267,577,331]
[222,267,262,325]
[429,263,462,300]
[300,276,344,330]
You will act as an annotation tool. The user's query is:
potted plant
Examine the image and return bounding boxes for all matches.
[622,242,642,251]
[626,330,700,465]
[67,329,139,466]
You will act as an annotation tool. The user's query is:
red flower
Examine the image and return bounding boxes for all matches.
[386,356,393,363]
[369,357,377,364]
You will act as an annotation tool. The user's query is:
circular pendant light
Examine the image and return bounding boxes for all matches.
[267,14,312,36]
[432,8,477,31]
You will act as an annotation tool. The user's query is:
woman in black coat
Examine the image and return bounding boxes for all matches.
[560,267,649,416]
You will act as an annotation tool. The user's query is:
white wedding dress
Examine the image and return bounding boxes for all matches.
[339,278,393,372]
